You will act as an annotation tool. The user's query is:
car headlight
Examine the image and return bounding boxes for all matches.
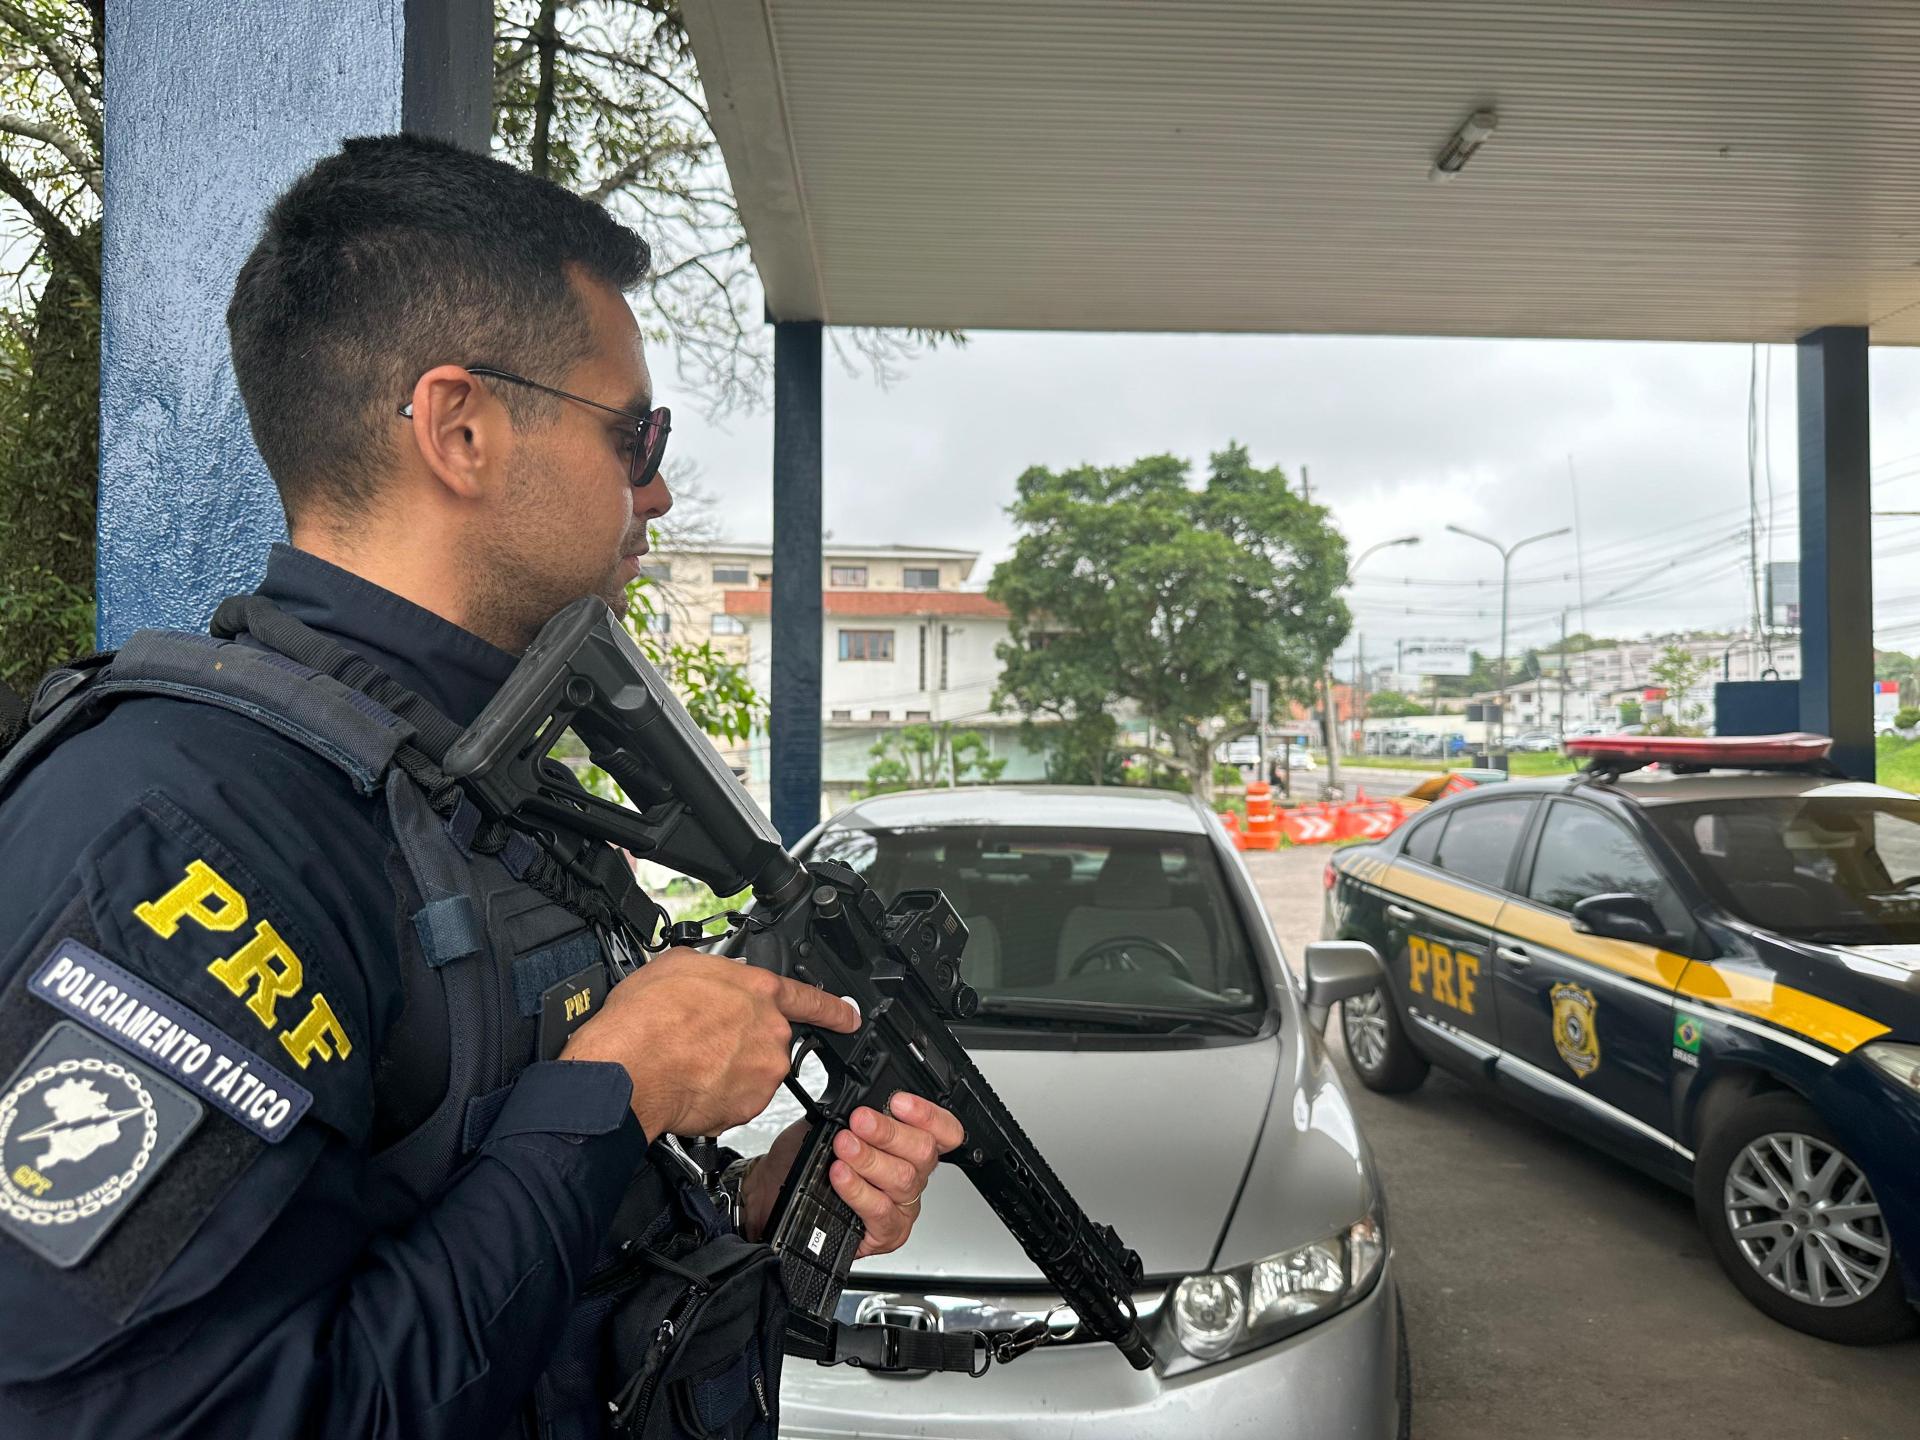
[1161,1209,1386,1365]
[1862,1041,1920,1095]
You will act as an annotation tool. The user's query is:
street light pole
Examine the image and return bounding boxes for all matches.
[1445,523,1570,760]
[1325,533,1420,797]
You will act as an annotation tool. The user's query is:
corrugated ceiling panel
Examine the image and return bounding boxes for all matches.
[688,0,1920,341]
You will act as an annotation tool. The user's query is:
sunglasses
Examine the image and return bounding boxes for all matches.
[399,366,672,488]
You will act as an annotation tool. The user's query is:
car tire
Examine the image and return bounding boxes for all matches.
[1340,984,1429,1094]
[1693,1091,1919,1345]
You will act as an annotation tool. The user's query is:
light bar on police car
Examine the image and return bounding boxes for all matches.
[1563,732,1832,767]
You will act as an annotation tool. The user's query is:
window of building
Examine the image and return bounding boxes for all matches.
[1431,798,1534,891]
[905,710,931,721]
[711,564,750,584]
[869,710,891,722]
[711,615,747,636]
[838,629,894,662]
[638,561,672,582]
[830,709,853,721]
[643,612,670,634]
[830,565,869,587]
[902,566,940,589]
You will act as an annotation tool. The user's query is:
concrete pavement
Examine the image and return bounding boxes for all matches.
[1245,844,1920,1440]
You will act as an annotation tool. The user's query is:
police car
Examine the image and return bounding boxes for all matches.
[1324,734,1920,1344]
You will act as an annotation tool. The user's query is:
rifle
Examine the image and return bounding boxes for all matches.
[443,597,1156,1375]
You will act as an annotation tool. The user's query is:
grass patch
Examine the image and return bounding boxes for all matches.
[1337,752,1579,777]
[1875,737,1920,793]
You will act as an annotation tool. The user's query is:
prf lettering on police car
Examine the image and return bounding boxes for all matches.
[133,859,352,1068]
[1407,935,1479,1015]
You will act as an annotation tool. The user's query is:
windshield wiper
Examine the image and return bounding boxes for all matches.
[973,995,1264,1035]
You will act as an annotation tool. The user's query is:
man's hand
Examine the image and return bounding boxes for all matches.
[559,947,859,1139]
[739,1093,965,1258]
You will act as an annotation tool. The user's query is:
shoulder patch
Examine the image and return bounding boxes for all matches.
[28,938,312,1142]
[0,1021,202,1268]
[76,792,373,1144]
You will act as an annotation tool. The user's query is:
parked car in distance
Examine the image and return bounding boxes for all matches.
[1511,730,1559,753]
[1325,735,1920,1345]
[730,786,1409,1438]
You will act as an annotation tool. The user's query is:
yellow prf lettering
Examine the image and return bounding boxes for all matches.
[1456,951,1480,1016]
[207,921,303,1028]
[133,859,247,939]
[563,989,591,1023]
[1407,936,1430,995]
[1432,946,1456,1009]
[280,993,352,1069]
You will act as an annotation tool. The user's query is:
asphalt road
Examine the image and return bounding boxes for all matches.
[1244,845,1920,1440]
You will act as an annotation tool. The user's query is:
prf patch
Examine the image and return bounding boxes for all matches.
[132,858,351,1070]
[0,1022,202,1268]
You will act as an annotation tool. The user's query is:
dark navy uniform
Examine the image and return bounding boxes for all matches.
[0,544,660,1437]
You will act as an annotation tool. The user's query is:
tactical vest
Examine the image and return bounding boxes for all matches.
[0,599,783,1440]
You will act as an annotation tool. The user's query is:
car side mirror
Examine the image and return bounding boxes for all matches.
[1303,940,1383,1034]
[1571,892,1667,945]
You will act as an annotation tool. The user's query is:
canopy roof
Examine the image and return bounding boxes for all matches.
[682,0,1920,343]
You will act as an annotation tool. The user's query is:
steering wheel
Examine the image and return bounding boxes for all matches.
[1066,935,1196,983]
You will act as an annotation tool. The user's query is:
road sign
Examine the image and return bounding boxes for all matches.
[1250,679,1270,718]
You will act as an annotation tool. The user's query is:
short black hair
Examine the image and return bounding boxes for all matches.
[227,133,650,522]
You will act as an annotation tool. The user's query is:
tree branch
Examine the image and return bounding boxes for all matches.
[0,112,100,196]
[0,2,102,148]
[0,152,92,293]
[528,0,560,179]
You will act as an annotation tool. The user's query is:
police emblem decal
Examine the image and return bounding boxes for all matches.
[0,1021,203,1268]
[1549,982,1601,1079]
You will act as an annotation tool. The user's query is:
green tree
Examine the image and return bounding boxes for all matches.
[990,444,1348,805]
[861,723,1007,797]
[1648,644,1716,733]
[0,0,102,691]
[1619,697,1643,727]
[1366,689,1427,718]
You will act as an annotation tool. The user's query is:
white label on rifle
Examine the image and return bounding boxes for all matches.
[807,1226,827,1256]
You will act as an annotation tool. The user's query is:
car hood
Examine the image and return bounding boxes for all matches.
[1821,942,1920,1037]
[847,1038,1280,1282]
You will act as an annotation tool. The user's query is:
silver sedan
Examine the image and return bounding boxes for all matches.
[725,785,1408,1437]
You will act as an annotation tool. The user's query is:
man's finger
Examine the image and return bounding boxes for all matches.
[888,1092,966,1153]
[834,1127,919,1203]
[771,976,860,1032]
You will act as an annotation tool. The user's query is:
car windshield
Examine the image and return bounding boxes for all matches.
[806,823,1268,1033]
[1641,794,1920,944]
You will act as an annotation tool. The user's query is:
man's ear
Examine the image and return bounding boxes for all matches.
[403,366,507,500]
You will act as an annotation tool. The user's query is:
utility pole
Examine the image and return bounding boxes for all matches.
[1559,609,1570,744]
[1446,523,1570,760]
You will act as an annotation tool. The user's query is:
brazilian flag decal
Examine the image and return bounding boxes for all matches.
[1674,1013,1704,1054]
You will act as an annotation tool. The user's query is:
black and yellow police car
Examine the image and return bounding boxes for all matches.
[1324,734,1920,1344]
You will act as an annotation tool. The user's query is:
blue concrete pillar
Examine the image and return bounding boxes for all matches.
[771,321,824,844]
[99,0,490,645]
[1797,326,1873,779]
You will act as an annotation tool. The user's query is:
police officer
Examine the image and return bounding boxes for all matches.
[0,134,961,1436]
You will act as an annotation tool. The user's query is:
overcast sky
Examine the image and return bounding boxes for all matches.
[662,331,1920,671]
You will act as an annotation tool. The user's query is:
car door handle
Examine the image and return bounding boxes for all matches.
[1386,904,1415,924]
[1496,945,1532,967]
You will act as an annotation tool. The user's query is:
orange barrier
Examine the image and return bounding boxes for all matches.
[1215,810,1247,850]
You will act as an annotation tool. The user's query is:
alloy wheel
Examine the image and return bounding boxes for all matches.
[1342,988,1390,1072]
[1724,1131,1891,1308]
